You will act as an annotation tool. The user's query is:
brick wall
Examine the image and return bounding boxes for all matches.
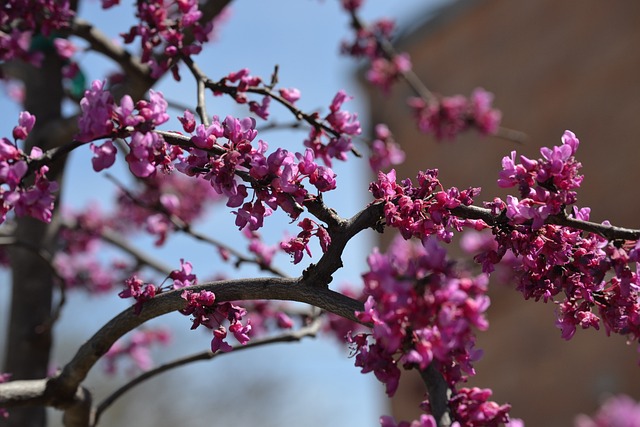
[365,1,640,424]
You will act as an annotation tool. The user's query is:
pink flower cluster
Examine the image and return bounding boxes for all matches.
[177,114,337,233]
[369,169,485,243]
[340,0,365,11]
[241,300,295,337]
[302,90,361,167]
[180,290,251,352]
[170,258,197,289]
[244,229,278,268]
[480,203,640,345]
[118,259,196,314]
[119,275,161,315]
[408,88,502,140]
[368,123,405,172]
[77,80,173,178]
[0,112,58,224]
[214,69,272,119]
[103,328,171,375]
[498,130,582,229]
[340,14,410,92]
[473,132,640,348]
[114,170,221,245]
[350,237,510,424]
[0,0,73,65]
[118,0,215,78]
[280,218,331,264]
[575,394,640,427]
[449,387,511,427]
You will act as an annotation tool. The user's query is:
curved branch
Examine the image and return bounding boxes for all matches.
[94,317,322,425]
[46,277,363,405]
[182,55,210,127]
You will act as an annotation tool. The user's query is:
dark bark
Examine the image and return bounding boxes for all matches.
[3,47,67,427]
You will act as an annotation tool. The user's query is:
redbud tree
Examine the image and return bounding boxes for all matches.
[2,1,640,427]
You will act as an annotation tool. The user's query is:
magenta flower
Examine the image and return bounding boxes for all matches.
[118,275,160,315]
[279,87,301,104]
[12,111,36,140]
[77,80,116,142]
[575,394,640,427]
[103,328,171,375]
[169,258,197,289]
[90,141,117,172]
[53,38,76,59]
[369,124,405,172]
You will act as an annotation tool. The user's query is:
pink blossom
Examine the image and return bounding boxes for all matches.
[366,53,412,93]
[179,110,196,133]
[170,258,197,289]
[249,96,270,120]
[575,394,640,427]
[118,275,160,315]
[53,38,77,59]
[280,218,330,264]
[90,141,117,172]
[13,166,59,223]
[450,387,511,426]
[369,124,405,172]
[125,132,158,178]
[12,111,36,140]
[103,328,171,375]
[279,87,301,104]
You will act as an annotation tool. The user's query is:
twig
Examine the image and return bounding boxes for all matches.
[93,317,323,425]
[182,55,210,127]
[102,228,174,276]
[105,173,290,278]
[70,19,151,85]
[450,204,640,241]
[199,69,362,158]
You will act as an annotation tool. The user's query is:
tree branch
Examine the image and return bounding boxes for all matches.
[93,317,323,425]
[69,19,151,84]
[105,170,290,278]
[450,204,640,241]
[41,277,363,407]
[182,55,210,127]
[420,364,453,427]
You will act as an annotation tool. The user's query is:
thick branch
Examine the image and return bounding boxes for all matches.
[420,365,453,427]
[303,199,384,286]
[44,277,362,406]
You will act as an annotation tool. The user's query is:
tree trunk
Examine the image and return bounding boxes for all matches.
[2,45,67,427]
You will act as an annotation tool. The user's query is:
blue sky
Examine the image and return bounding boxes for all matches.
[0,1,451,425]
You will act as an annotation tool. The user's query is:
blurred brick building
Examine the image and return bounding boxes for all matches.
[363,0,640,425]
